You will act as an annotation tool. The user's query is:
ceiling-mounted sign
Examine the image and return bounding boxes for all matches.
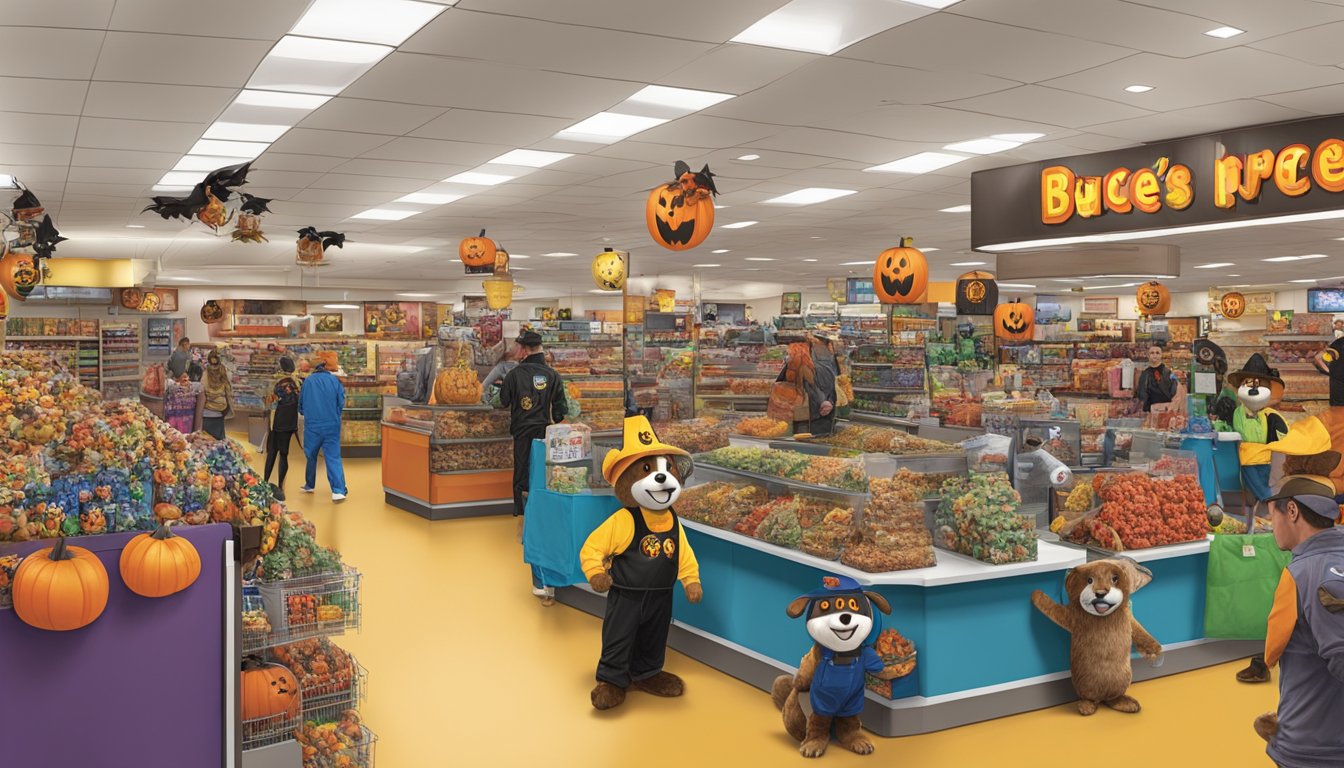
[972,114,1344,252]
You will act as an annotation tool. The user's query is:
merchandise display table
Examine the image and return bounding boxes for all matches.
[381,401,513,520]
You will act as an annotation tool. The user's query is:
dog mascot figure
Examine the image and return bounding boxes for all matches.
[1031,557,1163,715]
[580,415,701,711]
[1228,353,1289,504]
[771,575,904,758]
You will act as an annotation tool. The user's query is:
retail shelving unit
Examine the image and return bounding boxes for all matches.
[100,322,142,401]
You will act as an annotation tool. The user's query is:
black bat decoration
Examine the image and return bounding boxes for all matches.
[31,215,66,260]
[672,160,719,196]
[298,227,346,250]
[238,193,273,215]
[142,161,253,220]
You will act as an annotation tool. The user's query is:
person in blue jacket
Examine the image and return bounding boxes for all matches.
[299,359,348,501]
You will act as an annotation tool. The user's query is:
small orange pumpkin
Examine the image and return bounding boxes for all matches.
[241,656,302,724]
[874,238,928,304]
[120,523,202,598]
[12,537,109,631]
[1136,281,1171,316]
[1220,291,1246,319]
[459,229,497,269]
[994,300,1035,341]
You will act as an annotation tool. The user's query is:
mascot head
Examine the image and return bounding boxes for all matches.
[1227,353,1284,415]
[603,415,692,512]
[786,575,891,654]
[1064,557,1151,618]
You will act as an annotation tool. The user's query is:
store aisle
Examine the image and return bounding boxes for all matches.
[268,451,1280,768]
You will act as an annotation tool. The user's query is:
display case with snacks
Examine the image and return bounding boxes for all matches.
[145,317,184,358]
[695,342,786,413]
[625,319,694,422]
[373,341,424,387]
[381,400,513,519]
[1265,332,1333,402]
[340,375,387,457]
[566,378,624,431]
[99,322,142,401]
[845,343,928,420]
[3,317,102,388]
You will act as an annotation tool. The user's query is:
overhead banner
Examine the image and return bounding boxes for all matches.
[971,114,1344,251]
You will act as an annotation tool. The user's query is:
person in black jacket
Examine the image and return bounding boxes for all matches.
[1136,345,1178,412]
[264,356,302,501]
[498,330,567,519]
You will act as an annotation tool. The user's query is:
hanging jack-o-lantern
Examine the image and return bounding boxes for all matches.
[994,299,1036,341]
[196,187,231,231]
[231,194,271,244]
[459,229,497,271]
[0,249,41,301]
[201,300,225,324]
[1135,280,1171,316]
[0,289,8,320]
[646,161,718,251]
[1220,291,1246,319]
[591,247,628,291]
[955,270,999,315]
[874,237,928,304]
[295,228,345,267]
[483,274,514,310]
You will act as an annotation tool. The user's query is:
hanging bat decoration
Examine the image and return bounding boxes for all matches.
[296,227,346,267]
[31,216,66,263]
[4,184,65,277]
[231,194,273,243]
[11,186,43,221]
[142,161,252,231]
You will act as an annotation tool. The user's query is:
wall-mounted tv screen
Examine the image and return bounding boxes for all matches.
[1307,288,1344,313]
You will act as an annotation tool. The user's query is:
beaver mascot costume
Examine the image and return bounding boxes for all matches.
[580,415,702,711]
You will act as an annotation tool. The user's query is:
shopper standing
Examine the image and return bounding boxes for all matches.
[481,344,519,405]
[166,337,192,378]
[775,332,839,437]
[1259,474,1344,767]
[163,369,202,435]
[299,359,348,502]
[201,350,233,440]
[1136,345,1178,412]
[264,357,302,501]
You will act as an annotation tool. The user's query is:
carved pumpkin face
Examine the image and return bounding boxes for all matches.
[1135,281,1171,316]
[459,230,497,269]
[994,300,1035,341]
[1220,291,1246,319]
[1,251,40,301]
[201,300,225,323]
[646,183,715,251]
[241,656,302,724]
[296,237,326,266]
[955,270,999,315]
[873,241,928,304]
[592,248,627,291]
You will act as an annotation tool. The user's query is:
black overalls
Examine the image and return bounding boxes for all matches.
[596,507,681,688]
[498,353,566,516]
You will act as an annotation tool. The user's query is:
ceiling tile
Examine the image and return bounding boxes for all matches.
[83,82,235,123]
[246,170,324,188]
[0,28,104,79]
[267,129,392,158]
[311,173,426,193]
[659,43,818,94]
[938,85,1154,129]
[1250,20,1344,66]
[1125,0,1344,43]
[949,0,1241,57]
[107,0,311,39]
[253,152,349,174]
[750,127,921,164]
[410,109,572,146]
[1259,83,1344,114]
[811,104,1062,143]
[635,115,779,150]
[301,98,447,136]
[453,0,791,43]
[75,117,205,152]
[0,143,75,166]
[360,136,508,165]
[2,0,115,28]
[67,166,162,185]
[0,112,79,146]
[330,158,466,181]
[71,147,181,168]
[0,77,90,116]
[287,188,403,206]
[1081,99,1315,142]
[93,32,271,87]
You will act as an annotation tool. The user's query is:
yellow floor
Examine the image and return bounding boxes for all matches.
[266,450,1280,768]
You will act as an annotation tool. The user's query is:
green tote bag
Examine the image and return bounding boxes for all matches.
[1203,532,1293,640]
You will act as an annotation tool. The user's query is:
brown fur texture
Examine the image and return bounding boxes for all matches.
[1311,410,1344,494]
[632,671,684,697]
[1031,558,1162,715]
[1254,711,1279,742]
[612,454,688,509]
[591,682,625,710]
[1282,450,1343,479]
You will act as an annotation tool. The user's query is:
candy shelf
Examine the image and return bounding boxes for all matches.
[242,711,301,753]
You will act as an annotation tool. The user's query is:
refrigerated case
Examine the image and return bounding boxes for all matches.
[381,399,514,519]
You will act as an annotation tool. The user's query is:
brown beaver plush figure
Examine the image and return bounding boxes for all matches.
[1032,557,1162,715]
[579,416,702,711]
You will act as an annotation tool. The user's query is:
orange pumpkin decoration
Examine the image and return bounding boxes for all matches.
[874,238,928,304]
[121,288,144,309]
[12,538,109,631]
[241,656,302,724]
[646,162,717,251]
[434,354,483,404]
[459,229,497,269]
[0,289,8,320]
[994,300,1035,341]
[120,523,201,598]
[1135,281,1171,316]
[201,299,225,323]
[1220,291,1246,319]
[0,250,40,302]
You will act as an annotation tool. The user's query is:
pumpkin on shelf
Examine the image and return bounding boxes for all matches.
[459,229,497,270]
[120,523,201,598]
[646,161,717,251]
[241,656,302,724]
[1220,291,1246,319]
[1135,280,1171,317]
[955,270,998,316]
[12,537,109,631]
[874,238,927,304]
[434,346,483,405]
[994,299,1036,342]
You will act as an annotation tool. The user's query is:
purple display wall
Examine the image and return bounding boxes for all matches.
[1,524,231,768]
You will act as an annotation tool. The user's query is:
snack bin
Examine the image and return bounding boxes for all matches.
[381,398,514,520]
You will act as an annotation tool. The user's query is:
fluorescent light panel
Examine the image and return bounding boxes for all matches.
[737,154,760,161]
[941,204,972,213]
[745,257,776,261]
[1205,25,1244,38]
[1289,279,1318,283]
[1263,254,1327,262]
[693,263,720,267]
[234,89,332,109]
[290,0,446,46]
[731,0,928,55]
[1000,283,1036,288]
[903,0,962,7]
[720,221,758,229]
[249,36,392,95]
[395,192,465,205]
[1194,262,1235,268]
[324,304,360,309]
[1125,84,1154,93]
[351,208,420,220]
[157,171,209,186]
[982,210,1344,252]
[627,85,734,111]
[203,121,291,142]
[554,112,668,143]
[841,260,875,266]
[949,261,986,266]
[444,171,516,186]
[489,149,571,168]
[865,151,967,174]
[712,249,731,254]
[269,35,391,64]
[189,139,270,158]
[173,155,252,172]
[761,187,857,205]
[943,133,1043,155]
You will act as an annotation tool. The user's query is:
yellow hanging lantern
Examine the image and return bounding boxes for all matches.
[591,247,628,291]
[483,275,514,310]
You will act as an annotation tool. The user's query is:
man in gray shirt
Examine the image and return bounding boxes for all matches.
[166,337,192,378]
[1258,472,1344,767]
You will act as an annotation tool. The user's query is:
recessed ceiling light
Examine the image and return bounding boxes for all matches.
[693,263,720,267]
[173,155,251,172]
[444,171,516,186]
[125,224,145,229]
[865,151,968,174]
[152,185,193,192]
[234,89,331,109]
[395,192,465,205]
[802,258,818,262]
[999,283,1036,289]
[249,36,393,95]
[731,0,930,55]
[268,34,393,64]
[841,260,875,266]
[543,252,577,257]
[1125,84,1154,93]
[489,149,572,168]
[554,112,668,143]
[157,171,209,186]
[737,154,760,161]
[903,0,962,7]
[745,257,776,261]
[1205,25,1244,38]
[203,121,291,142]
[1289,279,1318,283]
[291,0,445,46]
[1194,262,1235,268]
[397,292,439,298]
[949,261,986,266]
[188,139,271,159]
[510,266,531,271]
[712,249,731,254]
[1263,254,1327,262]
[940,204,972,213]
[351,208,420,220]
[720,221,758,229]
[1227,274,1240,277]
[922,247,940,252]
[627,84,734,111]
[0,175,13,188]
[1053,278,1083,283]
[324,303,361,309]
[943,137,1028,154]
[761,187,857,205]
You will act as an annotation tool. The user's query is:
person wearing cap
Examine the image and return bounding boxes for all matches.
[498,328,567,520]
[1136,345,1178,412]
[263,356,302,501]
[299,358,348,502]
[1259,467,1344,767]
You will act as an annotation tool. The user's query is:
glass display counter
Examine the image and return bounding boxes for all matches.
[380,398,513,520]
[341,375,387,458]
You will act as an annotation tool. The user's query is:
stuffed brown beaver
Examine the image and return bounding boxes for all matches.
[1032,557,1162,715]
[579,416,702,711]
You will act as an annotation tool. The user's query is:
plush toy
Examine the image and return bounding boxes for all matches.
[770,575,903,758]
[1031,557,1162,715]
[579,415,701,711]
[1228,354,1288,504]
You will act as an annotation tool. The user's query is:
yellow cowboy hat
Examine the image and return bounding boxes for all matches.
[601,415,693,485]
